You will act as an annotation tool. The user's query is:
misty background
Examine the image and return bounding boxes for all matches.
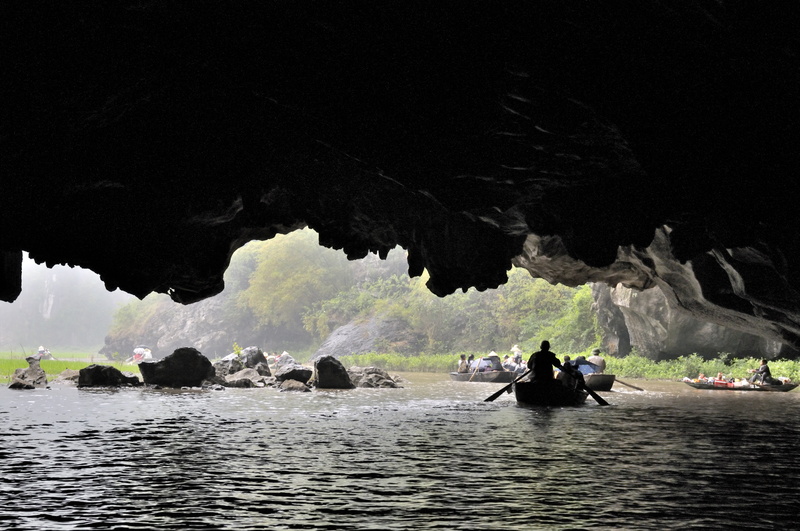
[0,253,135,353]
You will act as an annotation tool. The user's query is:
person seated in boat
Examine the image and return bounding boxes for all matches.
[570,355,601,375]
[502,354,515,371]
[467,354,476,370]
[562,363,586,389]
[587,348,606,373]
[512,353,526,373]
[526,340,565,382]
[457,354,469,373]
[484,352,504,371]
[472,356,495,372]
[748,359,771,384]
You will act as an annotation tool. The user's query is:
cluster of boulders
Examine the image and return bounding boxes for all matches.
[7,347,402,392]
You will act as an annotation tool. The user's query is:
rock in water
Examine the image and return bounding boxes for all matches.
[9,357,48,389]
[240,346,269,371]
[274,363,313,385]
[78,365,142,387]
[139,347,215,388]
[347,366,402,388]
[212,353,244,378]
[279,379,310,392]
[314,356,355,389]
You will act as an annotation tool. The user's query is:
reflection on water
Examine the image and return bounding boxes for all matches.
[1,375,799,530]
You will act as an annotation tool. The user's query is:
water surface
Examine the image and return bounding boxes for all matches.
[2,375,799,530]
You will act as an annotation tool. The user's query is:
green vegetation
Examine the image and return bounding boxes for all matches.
[0,352,140,383]
[338,352,461,373]
[108,294,171,342]
[605,353,800,382]
[107,228,605,356]
[337,351,800,381]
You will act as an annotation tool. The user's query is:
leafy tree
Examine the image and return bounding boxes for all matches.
[532,284,600,354]
[237,229,356,337]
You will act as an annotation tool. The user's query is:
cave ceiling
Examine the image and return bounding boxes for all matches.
[2,2,800,349]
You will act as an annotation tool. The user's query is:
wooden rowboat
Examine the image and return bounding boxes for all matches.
[584,373,616,391]
[513,379,588,407]
[449,371,517,383]
[683,380,798,392]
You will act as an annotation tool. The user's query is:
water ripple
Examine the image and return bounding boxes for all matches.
[2,378,800,529]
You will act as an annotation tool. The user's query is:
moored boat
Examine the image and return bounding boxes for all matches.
[513,379,588,407]
[449,370,517,383]
[683,379,798,392]
[584,373,616,391]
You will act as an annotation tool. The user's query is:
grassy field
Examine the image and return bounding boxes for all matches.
[1,351,140,383]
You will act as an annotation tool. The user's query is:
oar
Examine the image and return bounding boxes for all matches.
[468,359,482,382]
[578,379,610,406]
[563,365,609,406]
[615,378,644,391]
[484,370,531,402]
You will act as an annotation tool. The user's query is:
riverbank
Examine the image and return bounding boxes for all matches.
[0,352,140,383]
[339,352,800,381]
[4,350,798,385]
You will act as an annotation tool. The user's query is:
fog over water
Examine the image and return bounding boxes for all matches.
[2,376,799,530]
[0,254,134,352]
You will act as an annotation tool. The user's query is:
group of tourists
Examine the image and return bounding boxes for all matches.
[689,359,786,386]
[456,342,606,387]
[456,346,528,375]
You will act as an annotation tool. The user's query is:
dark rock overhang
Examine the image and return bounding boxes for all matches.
[2,3,799,348]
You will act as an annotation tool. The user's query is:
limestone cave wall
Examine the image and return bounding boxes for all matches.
[2,3,799,350]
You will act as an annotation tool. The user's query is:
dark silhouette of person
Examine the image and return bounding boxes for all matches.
[526,340,564,382]
[561,363,586,389]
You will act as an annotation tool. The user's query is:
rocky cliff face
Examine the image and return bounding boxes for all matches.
[593,283,788,361]
[100,294,261,360]
[3,3,800,350]
[310,316,423,361]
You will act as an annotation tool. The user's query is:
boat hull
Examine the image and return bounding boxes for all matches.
[449,371,518,383]
[683,381,799,392]
[584,373,615,391]
[513,379,588,407]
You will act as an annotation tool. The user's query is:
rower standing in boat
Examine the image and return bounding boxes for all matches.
[526,340,565,382]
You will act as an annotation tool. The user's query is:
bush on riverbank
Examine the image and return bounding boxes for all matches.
[338,351,800,381]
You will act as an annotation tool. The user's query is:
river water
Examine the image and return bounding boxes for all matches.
[2,374,799,530]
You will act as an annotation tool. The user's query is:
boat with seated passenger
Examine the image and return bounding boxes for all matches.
[682,377,798,392]
[450,352,519,383]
